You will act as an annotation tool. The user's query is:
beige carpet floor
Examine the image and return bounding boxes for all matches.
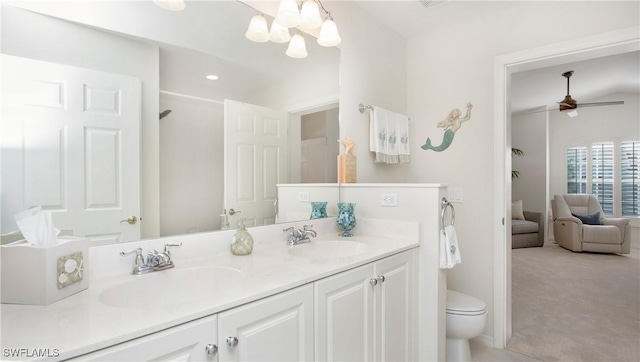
[508,243,640,362]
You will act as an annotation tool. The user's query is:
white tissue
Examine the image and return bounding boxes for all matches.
[13,206,60,246]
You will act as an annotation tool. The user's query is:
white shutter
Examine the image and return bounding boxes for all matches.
[591,142,614,215]
[620,141,639,217]
[566,147,587,194]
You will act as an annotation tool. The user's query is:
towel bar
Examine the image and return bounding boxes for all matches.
[359,103,411,120]
[358,103,373,114]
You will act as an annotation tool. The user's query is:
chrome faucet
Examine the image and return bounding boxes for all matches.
[120,243,182,275]
[283,225,317,246]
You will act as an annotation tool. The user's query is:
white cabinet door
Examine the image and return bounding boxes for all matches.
[217,284,314,362]
[314,250,416,362]
[375,250,416,362]
[71,315,218,361]
[314,263,376,361]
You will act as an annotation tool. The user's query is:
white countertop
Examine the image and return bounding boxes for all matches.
[0,218,419,361]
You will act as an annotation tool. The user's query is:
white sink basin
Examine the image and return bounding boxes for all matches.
[99,266,245,308]
[288,240,369,262]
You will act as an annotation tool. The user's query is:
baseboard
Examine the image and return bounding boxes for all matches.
[471,333,494,348]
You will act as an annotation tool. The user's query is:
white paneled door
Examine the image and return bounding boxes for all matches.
[1,55,141,244]
[224,99,288,227]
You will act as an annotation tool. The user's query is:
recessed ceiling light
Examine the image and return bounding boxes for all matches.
[206,75,219,81]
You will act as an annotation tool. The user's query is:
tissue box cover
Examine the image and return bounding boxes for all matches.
[1,236,89,305]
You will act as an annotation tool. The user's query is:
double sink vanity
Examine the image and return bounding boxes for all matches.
[1,217,420,361]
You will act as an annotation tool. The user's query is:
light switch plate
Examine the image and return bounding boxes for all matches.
[448,187,463,203]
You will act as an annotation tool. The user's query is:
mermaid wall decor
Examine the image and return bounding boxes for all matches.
[421,103,473,152]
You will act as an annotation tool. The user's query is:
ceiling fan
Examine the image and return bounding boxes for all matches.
[557,70,624,112]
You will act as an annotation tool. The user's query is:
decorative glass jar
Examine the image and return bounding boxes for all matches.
[310,201,328,219]
[336,202,356,237]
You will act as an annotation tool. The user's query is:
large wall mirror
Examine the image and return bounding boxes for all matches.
[0,1,340,245]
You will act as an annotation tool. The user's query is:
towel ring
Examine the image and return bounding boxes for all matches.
[441,197,455,228]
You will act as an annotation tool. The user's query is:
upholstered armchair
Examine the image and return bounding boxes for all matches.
[551,194,630,254]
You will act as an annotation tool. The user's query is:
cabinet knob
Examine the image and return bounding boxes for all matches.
[377,275,386,283]
[369,278,378,286]
[226,336,239,348]
[205,343,218,356]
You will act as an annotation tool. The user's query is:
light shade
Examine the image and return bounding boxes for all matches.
[245,14,270,43]
[317,16,341,47]
[276,0,301,28]
[286,32,308,59]
[153,0,185,11]
[269,20,291,44]
[300,0,323,29]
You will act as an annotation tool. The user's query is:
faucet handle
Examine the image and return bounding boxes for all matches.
[120,247,144,267]
[163,242,183,254]
[283,227,294,234]
[303,224,314,231]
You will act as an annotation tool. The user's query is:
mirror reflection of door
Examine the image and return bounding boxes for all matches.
[224,100,289,228]
[1,55,142,245]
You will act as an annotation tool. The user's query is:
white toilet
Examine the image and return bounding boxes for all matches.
[445,289,488,362]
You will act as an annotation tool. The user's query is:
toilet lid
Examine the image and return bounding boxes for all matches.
[446,290,487,315]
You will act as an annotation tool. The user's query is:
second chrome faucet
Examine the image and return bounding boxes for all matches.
[283,225,317,246]
[120,243,182,275]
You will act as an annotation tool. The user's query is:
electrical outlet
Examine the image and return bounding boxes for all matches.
[298,191,310,202]
[380,193,399,206]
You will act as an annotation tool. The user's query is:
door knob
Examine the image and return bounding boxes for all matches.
[120,216,138,225]
[205,343,218,356]
[370,278,378,287]
[228,209,241,216]
[226,336,239,348]
[377,275,386,283]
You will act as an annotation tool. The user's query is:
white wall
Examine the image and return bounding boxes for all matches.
[159,95,224,235]
[405,1,639,344]
[329,2,409,183]
[512,111,548,235]
[1,5,161,238]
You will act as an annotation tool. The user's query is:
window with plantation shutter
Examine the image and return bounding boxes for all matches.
[566,147,587,194]
[621,141,639,217]
[566,140,639,218]
[591,142,614,215]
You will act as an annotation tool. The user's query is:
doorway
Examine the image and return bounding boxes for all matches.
[493,28,639,347]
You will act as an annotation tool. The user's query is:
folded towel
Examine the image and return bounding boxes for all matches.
[369,106,410,164]
[439,225,461,269]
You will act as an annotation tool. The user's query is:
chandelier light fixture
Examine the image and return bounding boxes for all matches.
[245,0,341,59]
[286,31,308,58]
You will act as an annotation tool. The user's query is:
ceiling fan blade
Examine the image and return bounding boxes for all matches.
[518,107,552,115]
[576,101,625,108]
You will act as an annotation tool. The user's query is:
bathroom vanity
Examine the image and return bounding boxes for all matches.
[1,218,419,361]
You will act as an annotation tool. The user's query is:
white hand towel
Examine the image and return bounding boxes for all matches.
[396,112,411,163]
[440,225,462,269]
[369,106,410,164]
